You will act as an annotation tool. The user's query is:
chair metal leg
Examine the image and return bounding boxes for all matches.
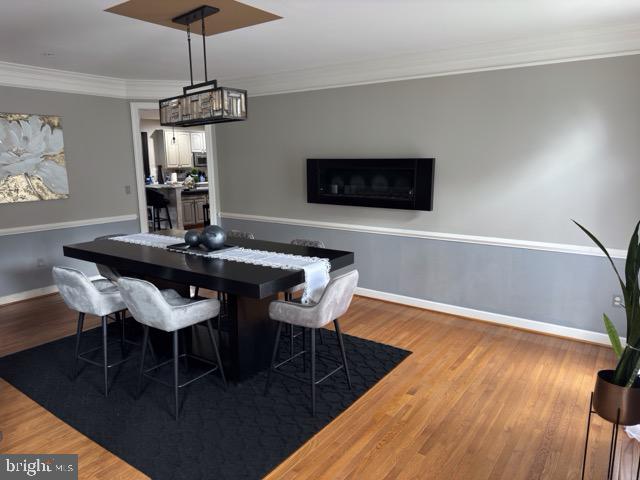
[137,325,150,398]
[118,311,126,356]
[289,324,294,358]
[206,318,227,388]
[180,329,189,371]
[334,319,352,389]
[73,312,85,379]
[310,329,316,416]
[165,206,173,229]
[264,321,283,395]
[283,292,295,357]
[147,334,157,363]
[173,331,180,420]
[302,327,307,372]
[102,316,109,397]
[318,328,324,345]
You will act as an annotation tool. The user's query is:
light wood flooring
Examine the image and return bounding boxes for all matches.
[1,293,638,479]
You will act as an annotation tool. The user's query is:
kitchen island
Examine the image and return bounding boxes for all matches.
[146,183,209,230]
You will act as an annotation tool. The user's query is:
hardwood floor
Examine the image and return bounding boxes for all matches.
[1,293,637,479]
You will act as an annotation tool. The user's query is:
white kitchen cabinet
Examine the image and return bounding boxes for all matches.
[152,129,193,169]
[190,131,206,153]
[176,131,192,167]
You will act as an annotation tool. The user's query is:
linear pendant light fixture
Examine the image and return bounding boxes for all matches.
[159,5,247,127]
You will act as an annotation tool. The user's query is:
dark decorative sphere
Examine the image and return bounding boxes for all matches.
[200,225,226,250]
[184,229,201,247]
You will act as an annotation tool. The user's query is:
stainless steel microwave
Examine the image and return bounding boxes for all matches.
[193,152,207,167]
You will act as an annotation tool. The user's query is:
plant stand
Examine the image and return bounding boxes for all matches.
[581,392,640,480]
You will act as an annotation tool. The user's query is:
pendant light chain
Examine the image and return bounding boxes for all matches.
[159,5,247,127]
[187,24,193,86]
[201,15,208,82]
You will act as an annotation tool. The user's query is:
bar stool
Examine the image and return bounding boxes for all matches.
[203,203,210,224]
[117,277,226,420]
[52,266,137,396]
[93,234,150,356]
[284,239,327,355]
[265,270,358,415]
[146,189,172,231]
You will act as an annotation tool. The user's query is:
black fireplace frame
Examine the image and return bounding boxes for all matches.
[306,158,435,211]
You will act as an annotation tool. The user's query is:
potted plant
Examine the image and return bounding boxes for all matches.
[575,220,640,425]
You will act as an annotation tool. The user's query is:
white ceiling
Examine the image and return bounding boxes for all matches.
[1,1,640,94]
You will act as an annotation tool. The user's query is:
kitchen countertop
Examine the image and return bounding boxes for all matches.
[146,183,208,192]
[181,188,209,195]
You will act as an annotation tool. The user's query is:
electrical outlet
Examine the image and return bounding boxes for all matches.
[613,295,624,308]
[124,185,131,195]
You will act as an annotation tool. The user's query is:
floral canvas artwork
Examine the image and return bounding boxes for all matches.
[0,112,68,203]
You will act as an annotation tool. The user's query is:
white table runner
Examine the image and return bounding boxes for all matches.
[109,233,330,304]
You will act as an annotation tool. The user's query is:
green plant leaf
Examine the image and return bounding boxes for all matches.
[626,353,640,387]
[573,220,625,293]
[603,313,623,359]
[625,222,640,343]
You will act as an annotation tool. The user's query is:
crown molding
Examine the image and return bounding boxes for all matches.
[1,22,640,99]
[125,79,185,101]
[230,22,640,96]
[0,60,128,98]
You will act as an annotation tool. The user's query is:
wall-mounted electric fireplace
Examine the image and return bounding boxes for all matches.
[307,158,435,211]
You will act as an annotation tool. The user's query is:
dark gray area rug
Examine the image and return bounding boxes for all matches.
[0,325,410,479]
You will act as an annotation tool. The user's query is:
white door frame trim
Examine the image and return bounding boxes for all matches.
[129,103,221,231]
[204,125,220,225]
[129,102,156,233]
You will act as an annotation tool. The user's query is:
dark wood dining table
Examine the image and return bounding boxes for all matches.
[63,230,354,381]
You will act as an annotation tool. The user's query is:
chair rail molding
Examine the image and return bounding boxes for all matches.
[1,21,640,98]
[0,214,138,237]
[220,212,627,259]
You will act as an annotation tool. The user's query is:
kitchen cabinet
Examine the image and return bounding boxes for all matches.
[152,129,193,169]
[182,193,208,227]
[190,131,206,153]
[182,199,196,226]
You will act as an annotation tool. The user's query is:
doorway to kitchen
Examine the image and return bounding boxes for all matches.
[129,102,220,233]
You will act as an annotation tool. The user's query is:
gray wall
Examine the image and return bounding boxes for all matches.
[216,55,640,250]
[0,86,140,298]
[215,55,640,334]
[0,85,138,229]
[0,220,139,297]
[222,217,625,334]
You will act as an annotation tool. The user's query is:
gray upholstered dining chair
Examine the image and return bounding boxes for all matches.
[265,269,358,416]
[283,238,327,354]
[117,277,226,420]
[94,234,125,283]
[53,266,136,396]
[226,230,255,240]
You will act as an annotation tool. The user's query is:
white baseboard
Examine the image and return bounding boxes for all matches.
[355,286,615,346]
[0,275,102,307]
